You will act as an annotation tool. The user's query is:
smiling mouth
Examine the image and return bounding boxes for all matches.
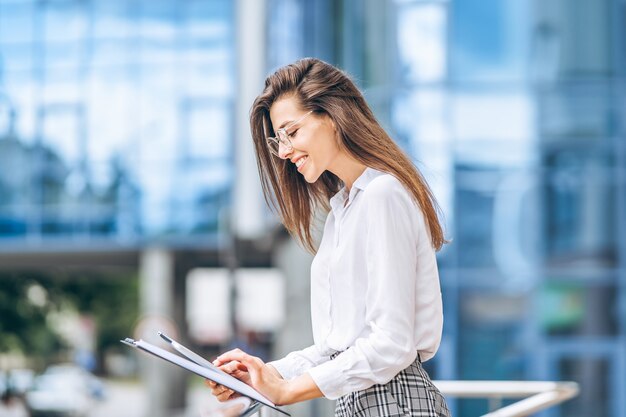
[295,156,308,169]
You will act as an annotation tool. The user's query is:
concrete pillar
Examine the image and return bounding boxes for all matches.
[233,0,268,240]
[139,248,186,417]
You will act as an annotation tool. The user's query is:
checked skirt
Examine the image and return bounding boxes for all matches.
[332,354,451,417]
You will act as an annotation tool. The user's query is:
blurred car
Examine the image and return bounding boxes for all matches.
[0,370,7,399]
[8,368,35,396]
[25,373,91,417]
[25,364,105,417]
[42,365,105,400]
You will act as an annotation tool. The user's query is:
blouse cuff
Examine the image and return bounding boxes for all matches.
[268,346,329,381]
[307,356,353,400]
[267,357,297,380]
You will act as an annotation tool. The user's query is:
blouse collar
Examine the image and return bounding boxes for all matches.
[329,167,385,213]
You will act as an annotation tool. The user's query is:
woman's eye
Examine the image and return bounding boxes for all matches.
[289,129,299,138]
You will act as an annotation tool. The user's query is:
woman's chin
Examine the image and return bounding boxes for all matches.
[302,169,322,183]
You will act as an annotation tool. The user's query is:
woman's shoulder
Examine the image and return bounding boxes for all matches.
[361,171,427,231]
[363,171,411,200]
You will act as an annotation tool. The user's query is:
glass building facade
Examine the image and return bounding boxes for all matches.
[0,0,234,246]
[1,0,625,416]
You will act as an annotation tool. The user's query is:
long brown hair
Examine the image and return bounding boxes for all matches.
[250,58,446,253]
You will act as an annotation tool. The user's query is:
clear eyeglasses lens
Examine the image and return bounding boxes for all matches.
[267,133,291,156]
[267,139,280,155]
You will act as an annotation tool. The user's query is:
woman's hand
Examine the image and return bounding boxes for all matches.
[206,379,238,402]
[205,359,249,402]
[211,349,291,405]
[207,348,323,405]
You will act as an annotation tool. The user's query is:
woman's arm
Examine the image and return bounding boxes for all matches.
[266,343,329,380]
[214,348,323,405]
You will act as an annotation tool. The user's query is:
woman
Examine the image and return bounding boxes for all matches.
[209,58,450,417]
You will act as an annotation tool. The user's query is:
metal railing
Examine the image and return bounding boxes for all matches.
[229,380,580,417]
[433,380,580,417]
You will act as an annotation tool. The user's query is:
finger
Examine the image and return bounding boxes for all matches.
[215,389,234,402]
[213,348,245,366]
[205,379,216,388]
[229,368,249,379]
[209,383,226,393]
[219,360,245,374]
[216,350,261,369]
[211,386,226,397]
[219,363,248,377]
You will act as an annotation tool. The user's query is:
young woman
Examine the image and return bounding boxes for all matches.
[208,58,450,417]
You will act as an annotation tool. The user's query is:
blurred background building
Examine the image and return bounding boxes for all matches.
[0,0,624,417]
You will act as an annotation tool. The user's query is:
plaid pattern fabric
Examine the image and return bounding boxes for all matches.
[332,353,451,417]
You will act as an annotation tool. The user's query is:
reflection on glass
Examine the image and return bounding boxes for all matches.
[559,358,610,417]
[397,2,446,83]
[42,2,89,43]
[0,2,35,44]
[0,0,234,242]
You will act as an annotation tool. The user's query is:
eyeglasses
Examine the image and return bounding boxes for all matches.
[266,111,313,157]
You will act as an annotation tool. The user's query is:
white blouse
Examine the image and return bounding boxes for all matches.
[269,168,443,400]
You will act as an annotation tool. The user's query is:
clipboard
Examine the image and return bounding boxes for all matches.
[157,332,265,417]
[157,332,231,377]
[121,334,290,416]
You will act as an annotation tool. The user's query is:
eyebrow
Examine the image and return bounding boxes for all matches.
[277,119,295,130]
[276,110,312,130]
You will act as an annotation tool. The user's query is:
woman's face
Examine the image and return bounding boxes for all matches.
[269,95,341,183]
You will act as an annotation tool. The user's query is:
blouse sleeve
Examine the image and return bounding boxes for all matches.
[307,177,434,399]
[267,343,330,380]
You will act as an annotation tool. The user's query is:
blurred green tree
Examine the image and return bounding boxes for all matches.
[0,273,62,358]
[0,271,138,372]
[56,273,139,355]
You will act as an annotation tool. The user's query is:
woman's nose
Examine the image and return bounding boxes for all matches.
[278,142,292,159]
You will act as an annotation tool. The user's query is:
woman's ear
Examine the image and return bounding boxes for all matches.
[333,123,345,149]
[328,117,338,134]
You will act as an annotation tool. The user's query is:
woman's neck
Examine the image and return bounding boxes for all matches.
[328,153,367,192]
